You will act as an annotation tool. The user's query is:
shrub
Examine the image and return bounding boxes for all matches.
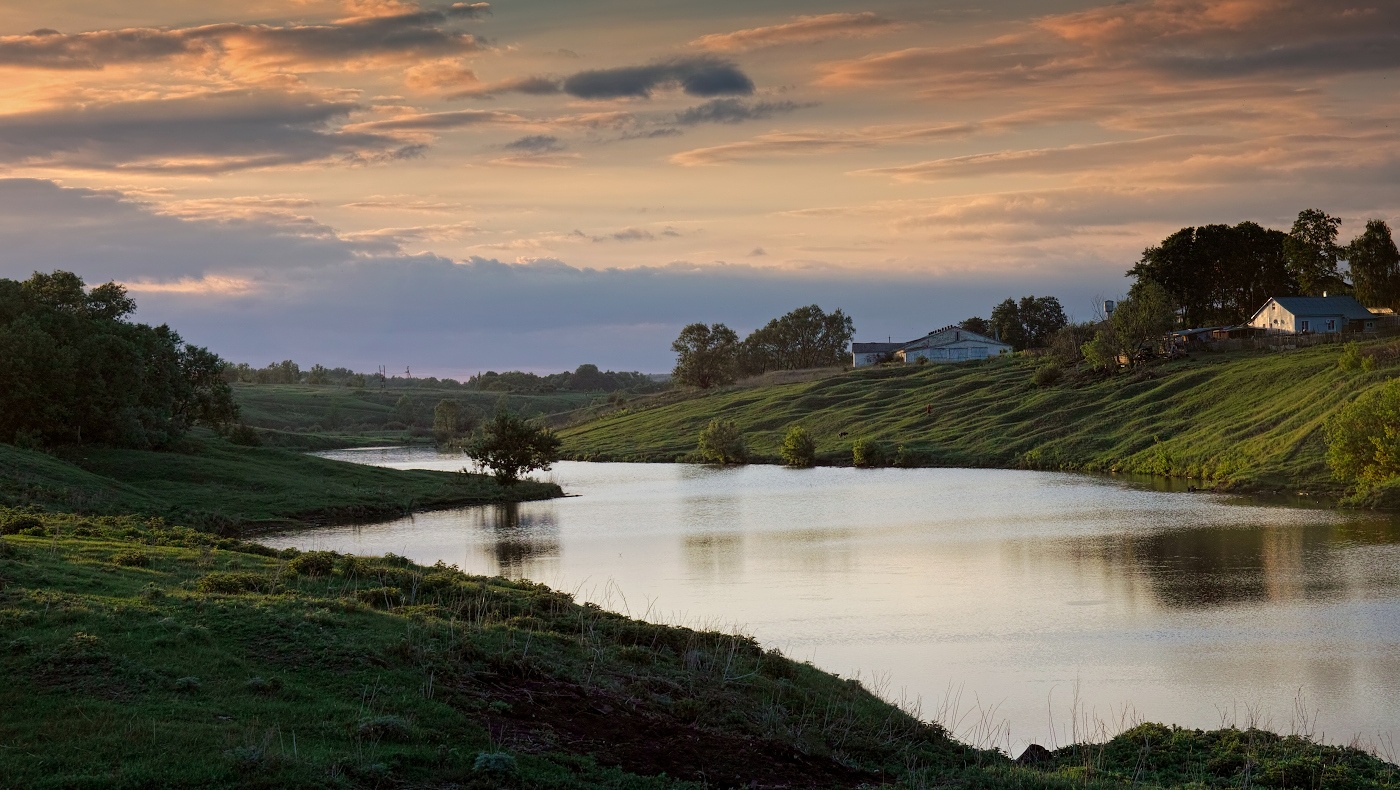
[0,539,19,560]
[473,752,518,776]
[1326,379,1400,486]
[779,426,816,468]
[287,551,335,577]
[0,516,41,536]
[1033,364,1064,387]
[1339,341,1363,371]
[111,550,151,568]
[893,444,930,468]
[173,676,201,692]
[196,572,269,595]
[244,676,281,695]
[697,418,747,464]
[226,424,262,447]
[852,438,889,468]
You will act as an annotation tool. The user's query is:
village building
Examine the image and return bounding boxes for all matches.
[851,326,1012,367]
[1248,295,1376,335]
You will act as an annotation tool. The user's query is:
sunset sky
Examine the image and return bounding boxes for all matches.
[0,0,1396,374]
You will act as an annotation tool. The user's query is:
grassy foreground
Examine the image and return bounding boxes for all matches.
[0,437,560,532]
[2,511,1394,789]
[560,343,1396,499]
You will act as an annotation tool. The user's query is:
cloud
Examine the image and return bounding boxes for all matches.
[563,57,754,99]
[0,89,419,174]
[346,108,527,132]
[855,135,1231,182]
[690,12,905,52]
[673,98,814,126]
[670,122,979,166]
[502,134,564,153]
[450,74,564,98]
[0,2,490,72]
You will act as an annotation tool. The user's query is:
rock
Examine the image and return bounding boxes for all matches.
[1016,743,1053,766]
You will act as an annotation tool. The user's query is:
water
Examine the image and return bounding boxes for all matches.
[263,448,1400,754]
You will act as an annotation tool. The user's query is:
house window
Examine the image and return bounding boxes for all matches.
[1327,319,1336,332]
[1299,320,1310,332]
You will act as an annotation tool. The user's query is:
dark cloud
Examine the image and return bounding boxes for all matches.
[673,98,814,125]
[562,57,754,99]
[0,89,416,173]
[0,3,490,71]
[1154,34,1400,78]
[503,134,565,153]
[349,109,526,132]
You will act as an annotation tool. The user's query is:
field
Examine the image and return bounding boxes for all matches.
[233,384,601,449]
[560,342,1399,499]
[0,437,560,532]
[2,511,1394,789]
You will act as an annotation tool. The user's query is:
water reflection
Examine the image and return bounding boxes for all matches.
[469,502,560,577]
[1033,520,1400,610]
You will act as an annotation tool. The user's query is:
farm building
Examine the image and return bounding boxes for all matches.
[851,326,1012,367]
[1248,295,1376,335]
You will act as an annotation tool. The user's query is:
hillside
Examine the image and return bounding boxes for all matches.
[2,511,1393,789]
[560,343,1394,497]
[0,437,560,532]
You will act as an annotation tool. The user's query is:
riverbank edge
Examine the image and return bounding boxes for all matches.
[1,511,1395,789]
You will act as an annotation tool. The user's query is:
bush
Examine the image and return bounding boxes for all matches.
[287,551,335,577]
[196,572,269,595]
[779,426,816,467]
[0,539,19,560]
[226,424,262,447]
[1326,379,1400,486]
[0,516,41,536]
[1339,341,1363,371]
[473,752,518,776]
[852,438,889,468]
[357,715,412,742]
[244,676,281,695]
[697,418,747,464]
[1033,364,1064,387]
[111,550,151,568]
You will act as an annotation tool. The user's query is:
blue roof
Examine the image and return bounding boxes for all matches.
[1265,295,1374,321]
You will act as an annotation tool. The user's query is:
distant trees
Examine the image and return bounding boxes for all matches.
[1346,220,1400,308]
[0,271,236,448]
[433,400,465,444]
[734,305,855,377]
[466,411,561,486]
[1081,281,1176,370]
[960,317,992,336]
[1285,209,1345,297]
[990,296,1067,351]
[1128,222,1294,328]
[672,305,855,388]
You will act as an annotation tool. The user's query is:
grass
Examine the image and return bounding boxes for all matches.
[234,384,600,449]
[560,342,1400,499]
[1,511,1393,789]
[0,436,560,533]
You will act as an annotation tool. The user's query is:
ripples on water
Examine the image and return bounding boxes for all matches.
[263,449,1400,754]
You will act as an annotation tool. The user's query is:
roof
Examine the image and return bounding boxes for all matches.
[901,325,1009,351]
[1253,295,1374,322]
[851,342,905,354]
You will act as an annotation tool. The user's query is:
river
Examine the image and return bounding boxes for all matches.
[262,448,1400,755]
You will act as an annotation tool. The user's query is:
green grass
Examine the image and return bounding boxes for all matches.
[234,384,600,449]
[2,512,1393,789]
[561,343,1400,498]
[0,437,560,532]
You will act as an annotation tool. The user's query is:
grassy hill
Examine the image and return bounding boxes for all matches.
[0,437,560,533]
[233,384,601,449]
[2,512,1393,789]
[560,343,1398,498]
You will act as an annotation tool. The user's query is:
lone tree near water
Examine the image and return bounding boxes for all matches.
[466,411,561,486]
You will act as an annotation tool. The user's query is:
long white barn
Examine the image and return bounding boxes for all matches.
[851,325,1012,367]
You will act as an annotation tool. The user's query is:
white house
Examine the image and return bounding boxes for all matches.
[851,325,1012,367]
[1248,295,1376,335]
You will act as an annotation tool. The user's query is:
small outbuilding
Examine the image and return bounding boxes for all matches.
[851,342,906,367]
[1248,295,1376,335]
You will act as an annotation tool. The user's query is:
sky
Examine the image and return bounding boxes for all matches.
[0,0,1397,375]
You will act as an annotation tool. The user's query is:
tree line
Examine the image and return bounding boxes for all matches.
[0,271,236,448]
[672,304,855,388]
[224,360,660,394]
[1129,209,1399,328]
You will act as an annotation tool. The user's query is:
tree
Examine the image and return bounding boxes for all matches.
[1346,219,1400,308]
[672,323,739,389]
[433,400,463,444]
[466,411,561,486]
[1326,379,1400,486]
[780,426,817,467]
[960,316,991,336]
[1285,209,1344,296]
[1081,281,1176,371]
[990,296,1066,350]
[697,418,747,464]
[1130,222,1296,327]
[734,305,856,376]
